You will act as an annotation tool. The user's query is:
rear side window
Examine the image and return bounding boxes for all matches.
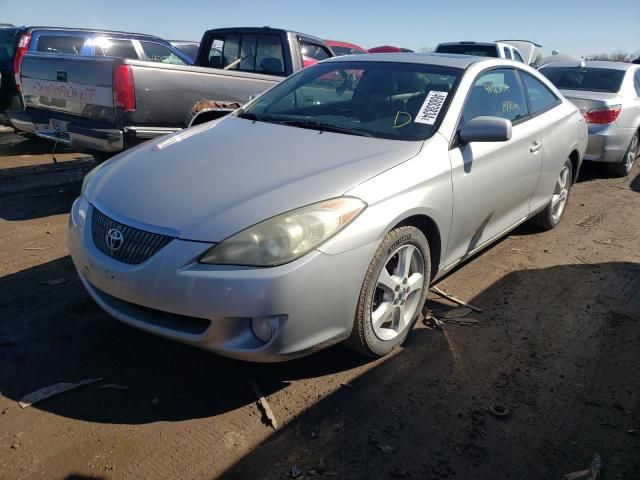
[139,41,186,65]
[95,39,139,59]
[541,67,625,93]
[634,70,640,96]
[205,34,285,75]
[436,44,498,57]
[462,68,529,123]
[519,71,559,114]
[504,48,513,59]
[36,35,84,55]
[513,50,525,63]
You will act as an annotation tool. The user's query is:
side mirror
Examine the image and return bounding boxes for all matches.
[459,116,512,144]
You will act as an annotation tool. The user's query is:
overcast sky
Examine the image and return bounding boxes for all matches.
[3,0,639,57]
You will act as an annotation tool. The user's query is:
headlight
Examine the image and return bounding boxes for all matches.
[198,197,366,266]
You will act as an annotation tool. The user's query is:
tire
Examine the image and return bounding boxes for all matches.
[346,226,431,357]
[531,158,573,230]
[607,131,639,178]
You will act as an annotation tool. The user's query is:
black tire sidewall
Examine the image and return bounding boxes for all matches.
[359,227,431,356]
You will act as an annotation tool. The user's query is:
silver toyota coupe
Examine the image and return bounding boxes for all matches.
[69,54,587,361]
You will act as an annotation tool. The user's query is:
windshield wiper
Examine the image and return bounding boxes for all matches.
[237,111,269,122]
[279,119,373,137]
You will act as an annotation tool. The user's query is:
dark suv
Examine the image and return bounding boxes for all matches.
[0,26,191,124]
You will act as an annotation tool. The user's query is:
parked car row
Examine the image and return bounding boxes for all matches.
[2,20,637,362]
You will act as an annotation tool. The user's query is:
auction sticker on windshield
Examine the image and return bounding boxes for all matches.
[415,91,448,125]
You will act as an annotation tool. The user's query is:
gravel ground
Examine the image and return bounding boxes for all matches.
[0,129,638,480]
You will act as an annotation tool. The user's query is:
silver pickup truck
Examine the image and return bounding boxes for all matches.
[9,27,334,157]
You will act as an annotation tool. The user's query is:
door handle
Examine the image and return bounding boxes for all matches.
[530,141,542,153]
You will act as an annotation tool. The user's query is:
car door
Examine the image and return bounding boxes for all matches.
[445,67,542,266]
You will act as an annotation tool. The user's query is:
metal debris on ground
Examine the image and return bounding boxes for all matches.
[98,384,129,391]
[40,278,67,286]
[289,465,302,478]
[370,437,396,454]
[489,402,510,418]
[23,246,51,251]
[19,378,103,408]
[563,453,602,480]
[422,313,445,329]
[249,379,278,430]
[430,286,483,313]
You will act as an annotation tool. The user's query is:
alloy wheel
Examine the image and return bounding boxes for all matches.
[551,165,570,223]
[371,244,425,341]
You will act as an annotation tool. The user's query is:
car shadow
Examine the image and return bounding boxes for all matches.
[0,158,94,221]
[630,170,640,192]
[0,256,372,425]
[219,261,640,480]
[0,130,74,157]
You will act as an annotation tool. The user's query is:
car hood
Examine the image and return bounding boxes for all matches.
[86,117,423,242]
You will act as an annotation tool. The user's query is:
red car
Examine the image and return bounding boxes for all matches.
[368,45,414,53]
[324,39,368,56]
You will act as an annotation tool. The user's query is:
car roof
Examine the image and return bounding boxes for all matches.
[541,60,636,71]
[326,52,488,69]
[437,41,499,47]
[24,26,166,41]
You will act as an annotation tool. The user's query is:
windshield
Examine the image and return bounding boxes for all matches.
[541,67,625,93]
[240,61,461,141]
[436,44,498,57]
[173,43,199,61]
[0,28,18,61]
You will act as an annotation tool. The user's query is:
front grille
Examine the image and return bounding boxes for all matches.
[91,207,172,264]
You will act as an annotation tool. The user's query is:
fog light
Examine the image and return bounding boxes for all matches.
[250,315,281,343]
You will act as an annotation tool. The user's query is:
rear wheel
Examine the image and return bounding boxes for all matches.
[531,158,572,230]
[346,226,430,357]
[607,131,638,177]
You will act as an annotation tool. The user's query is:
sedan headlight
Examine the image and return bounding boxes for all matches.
[198,197,366,267]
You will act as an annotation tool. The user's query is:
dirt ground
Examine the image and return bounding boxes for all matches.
[0,128,638,480]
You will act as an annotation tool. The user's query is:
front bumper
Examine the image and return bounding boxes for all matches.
[584,124,635,163]
[68,197,377,362]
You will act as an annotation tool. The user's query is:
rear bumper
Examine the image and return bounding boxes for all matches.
[9,109,178,152]
[584,124,635,163]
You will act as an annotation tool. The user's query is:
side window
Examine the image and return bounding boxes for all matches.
[513,50,525,63]
[519,71,559,114]
[300,41,331,62]
[36,35,85,55]
[95,39,139,59]
[139,41,186,65]
[503,47,513,60]
[635,70,640,97]
[462,68,529,123]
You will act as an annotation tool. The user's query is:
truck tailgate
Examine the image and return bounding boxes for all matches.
[21,53,116,122]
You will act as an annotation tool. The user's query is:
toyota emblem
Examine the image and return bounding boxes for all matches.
[106,228,124,252]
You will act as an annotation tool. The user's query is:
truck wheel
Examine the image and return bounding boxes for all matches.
[346,226,430,357]
[607,131,638,177]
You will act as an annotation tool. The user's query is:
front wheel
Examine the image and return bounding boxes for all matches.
[346,226,431,357]
[607,131,639,177]
[531,158,573,230]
